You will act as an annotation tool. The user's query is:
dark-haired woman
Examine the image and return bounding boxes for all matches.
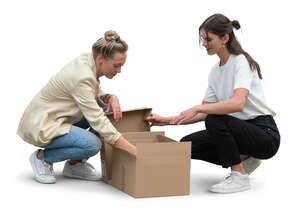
[147,14,280,193]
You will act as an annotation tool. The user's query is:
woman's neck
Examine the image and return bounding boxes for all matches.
[95,64,103,79]
[217,48,231,66]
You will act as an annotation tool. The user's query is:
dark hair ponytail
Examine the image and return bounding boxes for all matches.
[199,14,262,79]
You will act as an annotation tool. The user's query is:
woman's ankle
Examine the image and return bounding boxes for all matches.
[240,154,249,161]
[37,149,43,160]
[68,160,82,165]
[231,163,246,175]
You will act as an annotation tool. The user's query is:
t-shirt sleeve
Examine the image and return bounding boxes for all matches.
[234,55,254,90]
[203,72,218,103]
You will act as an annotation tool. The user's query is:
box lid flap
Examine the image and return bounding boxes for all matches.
[106,107,152,133]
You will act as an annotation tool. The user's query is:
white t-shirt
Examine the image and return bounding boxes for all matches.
[203,54,276,120]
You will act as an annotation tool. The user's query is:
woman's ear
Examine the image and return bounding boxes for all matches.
[223,33,229,44]
[96,54,104,64]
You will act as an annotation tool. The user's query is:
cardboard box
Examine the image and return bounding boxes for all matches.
[100,108,191,198]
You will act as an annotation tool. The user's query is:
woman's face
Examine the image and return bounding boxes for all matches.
[96,52,127,79]
[200,29,227,55]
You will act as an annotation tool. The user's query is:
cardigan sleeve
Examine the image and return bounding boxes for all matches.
[71,78,121,145]
[97,85,111,106]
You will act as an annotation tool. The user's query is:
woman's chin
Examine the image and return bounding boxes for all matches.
[206,49,215,55]
[105,74,114,79]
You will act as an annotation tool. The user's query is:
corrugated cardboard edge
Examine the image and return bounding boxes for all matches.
[106,107,152,133]
[105,107,152,116]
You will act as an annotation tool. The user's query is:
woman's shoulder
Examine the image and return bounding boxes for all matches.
[77,53,93,65]
[57,53,97,88]
[231,54,248,65]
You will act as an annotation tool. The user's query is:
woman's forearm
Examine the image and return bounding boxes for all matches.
[199,89,247,115]
[180,113,207,124]
[198,98,243,115]
[165,113,207,125]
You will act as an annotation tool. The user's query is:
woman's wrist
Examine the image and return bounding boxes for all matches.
[114,136,136,156]
[108,94,117,102]
[195,104,204,113]
[100,94,112,104]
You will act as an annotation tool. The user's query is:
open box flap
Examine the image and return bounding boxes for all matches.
[106,108,152,133]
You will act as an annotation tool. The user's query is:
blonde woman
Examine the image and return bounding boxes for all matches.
[17,31,136,184]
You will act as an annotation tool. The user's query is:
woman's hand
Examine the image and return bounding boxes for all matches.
[170,105,200,125]
[106,95,122,122]
[114,136,137,156]
[146,113,171,127]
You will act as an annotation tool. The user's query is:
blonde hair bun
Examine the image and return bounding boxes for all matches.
[104,30,117,42]
[92,30,128,60]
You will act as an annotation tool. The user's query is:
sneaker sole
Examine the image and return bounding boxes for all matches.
[34,176,56,184]
[209,185,251,194]
[62,171,101,181]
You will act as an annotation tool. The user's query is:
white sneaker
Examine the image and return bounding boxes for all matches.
[29,150,56,184]
[242,157,262,175]
[62,160,101,181]
[209,171,251,193]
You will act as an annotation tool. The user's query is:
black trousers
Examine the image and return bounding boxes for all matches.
[180,114,280,168]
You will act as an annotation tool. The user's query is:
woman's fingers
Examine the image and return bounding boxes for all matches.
[146,113,164,127]
[114,111,118,121]
[105,103,111,113]
[146,113,155,121]
[113,109,122,121]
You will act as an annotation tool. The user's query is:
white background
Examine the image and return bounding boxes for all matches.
[1,0,299,214]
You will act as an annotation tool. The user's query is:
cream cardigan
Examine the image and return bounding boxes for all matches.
[17,53,121,147]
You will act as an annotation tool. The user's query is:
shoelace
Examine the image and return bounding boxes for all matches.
[223,173,232,180]
[43,162,54,176]
[222,172,248,186]
[221,173,237,185]
[81,160,95,170]
[74,161,95,177]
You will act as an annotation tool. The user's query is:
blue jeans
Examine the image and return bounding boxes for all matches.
[42,118,102,163]
[42,104,110,163]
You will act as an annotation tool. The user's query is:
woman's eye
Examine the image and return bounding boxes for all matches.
[114,64,122,68]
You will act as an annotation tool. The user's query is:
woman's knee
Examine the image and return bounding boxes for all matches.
[180,135,191,142]
[204,114,221,129]
[181,130,210,143]
[81,134,102,157]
